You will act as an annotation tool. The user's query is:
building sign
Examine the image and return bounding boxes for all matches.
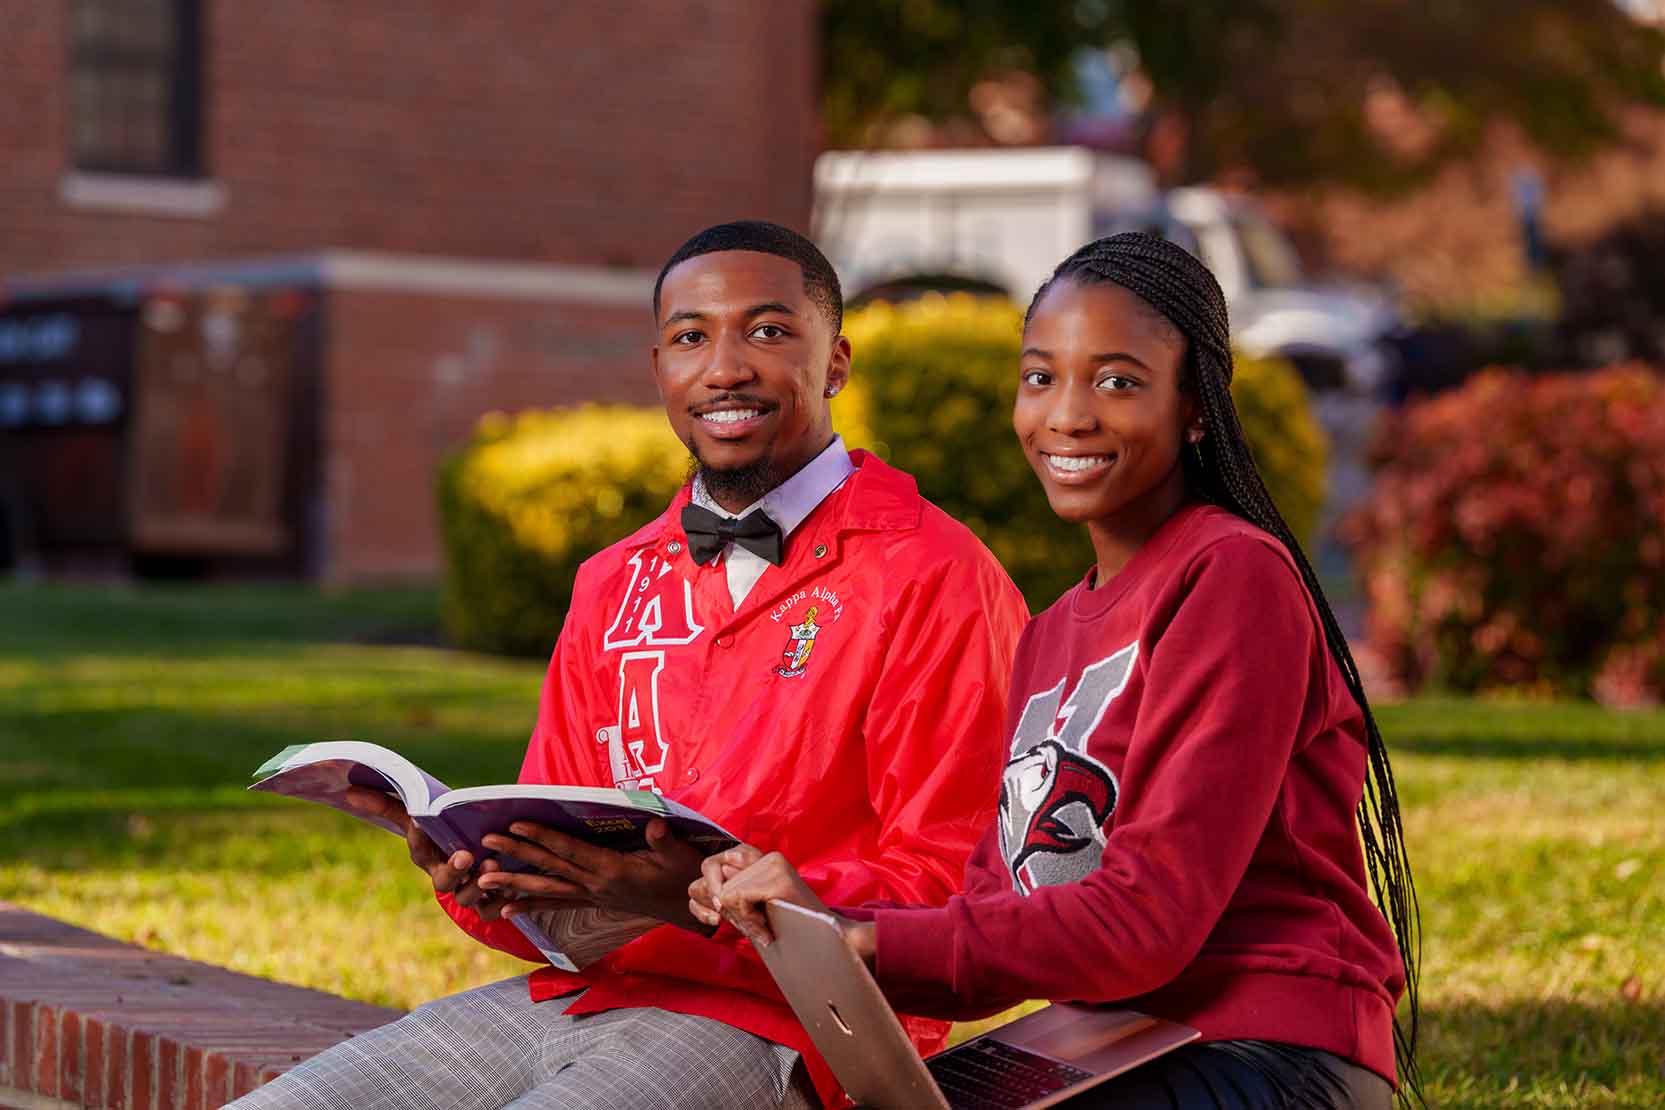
[0,307,128,429]
[0,296,139,550]
[0,313,81,364]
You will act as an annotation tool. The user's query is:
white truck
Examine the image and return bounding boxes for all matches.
[812,146,1400,396]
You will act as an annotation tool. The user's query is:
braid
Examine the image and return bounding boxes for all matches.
[1031,234,1424,1105]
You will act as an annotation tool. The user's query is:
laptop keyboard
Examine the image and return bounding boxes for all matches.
[927,1038,1095,1110]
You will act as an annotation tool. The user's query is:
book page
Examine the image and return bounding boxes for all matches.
[655,794,740,844]
[515,906,662,972]
[249,741,449,830]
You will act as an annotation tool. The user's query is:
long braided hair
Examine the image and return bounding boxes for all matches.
[1027,233,1422,1103]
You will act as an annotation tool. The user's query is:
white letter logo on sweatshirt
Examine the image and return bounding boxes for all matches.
[999,642,1137,895]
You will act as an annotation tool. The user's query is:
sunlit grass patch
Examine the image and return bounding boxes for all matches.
[0,811,529,1010]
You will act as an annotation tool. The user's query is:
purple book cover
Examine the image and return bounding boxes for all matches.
[420,795,737,870]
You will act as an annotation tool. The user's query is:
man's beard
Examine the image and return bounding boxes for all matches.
[688,448,780,508]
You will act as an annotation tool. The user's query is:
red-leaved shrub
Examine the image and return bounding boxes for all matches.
[1347,365,1665,702]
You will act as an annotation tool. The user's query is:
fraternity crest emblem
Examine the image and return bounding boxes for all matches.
[776,605,822,678]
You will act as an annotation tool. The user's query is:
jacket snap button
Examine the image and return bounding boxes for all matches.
[667,541,682,555]
[813,544,828,558]
[717,634,733,647]
[683,767,700,783]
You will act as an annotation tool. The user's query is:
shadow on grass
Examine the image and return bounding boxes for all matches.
[1,580,448,660]
[1379,699,1665,763]
[0,702,531,796]
[1420,996,1665,1103]
[1390,733,1665,762]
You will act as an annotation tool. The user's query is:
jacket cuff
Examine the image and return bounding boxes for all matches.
[436,887,490,936]
[436,887,468,921]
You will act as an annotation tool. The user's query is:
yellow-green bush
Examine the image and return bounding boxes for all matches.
[1231,349,1329,547]
[840,294,1328,608]
[437,406,688,655]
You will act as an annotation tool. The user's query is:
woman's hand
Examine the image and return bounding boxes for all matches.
[688,847,830,948]
[687,844,763,931]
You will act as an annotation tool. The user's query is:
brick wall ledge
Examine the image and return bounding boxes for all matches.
[0,902,401,1109]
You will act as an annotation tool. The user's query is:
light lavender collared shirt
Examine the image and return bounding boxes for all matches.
[690,435,854,607]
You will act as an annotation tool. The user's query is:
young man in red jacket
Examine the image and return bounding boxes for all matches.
[233,221,1028,1110]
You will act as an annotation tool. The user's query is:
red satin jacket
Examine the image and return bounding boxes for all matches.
[440,451,1028,1106]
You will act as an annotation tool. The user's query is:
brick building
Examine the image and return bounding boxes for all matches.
[0,1,818,581]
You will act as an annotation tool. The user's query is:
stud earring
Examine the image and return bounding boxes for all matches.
[825,386,841,398]
[1187,427,1204,444]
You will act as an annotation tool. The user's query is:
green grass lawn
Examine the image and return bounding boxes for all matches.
[3,581,1661,1107]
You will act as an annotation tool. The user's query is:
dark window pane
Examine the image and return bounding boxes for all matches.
[69,1,109,46]
[68,0,202,177]
[122,0,174,53]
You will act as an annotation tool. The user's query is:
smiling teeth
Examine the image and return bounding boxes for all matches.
[701,409,762,424]
[1045,454,1110,472]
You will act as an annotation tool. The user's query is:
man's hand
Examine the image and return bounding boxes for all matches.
[346,787,505,921]
[688,848,863,955]
[475,819,708,929]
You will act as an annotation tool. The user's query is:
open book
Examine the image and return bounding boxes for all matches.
[250,740,738,971]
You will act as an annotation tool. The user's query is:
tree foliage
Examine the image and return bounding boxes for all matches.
[821,0,1104,148]
[823,0,1665,188]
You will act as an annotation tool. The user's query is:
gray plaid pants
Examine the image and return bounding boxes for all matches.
[227,978,815,1109]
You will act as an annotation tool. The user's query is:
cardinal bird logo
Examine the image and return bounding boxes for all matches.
[999,741,1118,894]
[997,644,1135,894]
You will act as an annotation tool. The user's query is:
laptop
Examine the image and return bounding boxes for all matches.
[758,901,1200,1110]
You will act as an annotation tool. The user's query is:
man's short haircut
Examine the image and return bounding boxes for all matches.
[653,220,843,333]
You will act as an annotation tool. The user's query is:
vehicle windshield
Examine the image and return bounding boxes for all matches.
[1232,215,1305,289]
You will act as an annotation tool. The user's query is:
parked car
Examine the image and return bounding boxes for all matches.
[813,147,1402,396]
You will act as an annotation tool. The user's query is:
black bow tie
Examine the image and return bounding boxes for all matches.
[680,504,785,567]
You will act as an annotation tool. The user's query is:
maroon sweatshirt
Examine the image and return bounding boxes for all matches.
[858,503,1404,1084]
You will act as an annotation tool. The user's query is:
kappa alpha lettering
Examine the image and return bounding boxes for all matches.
[597,552,702,788]
[999,643,1138,895]
[614,651,669,781]
[603,552,705,649]
[597,652,671,788]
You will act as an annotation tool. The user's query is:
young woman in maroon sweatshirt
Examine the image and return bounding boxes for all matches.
[690,233,1421,1109]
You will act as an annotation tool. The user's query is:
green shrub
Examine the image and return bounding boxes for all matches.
[437,406,687,655]
[840,294,1329,608]
[1347,365,1665,700]
[1230,350,1329,552]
